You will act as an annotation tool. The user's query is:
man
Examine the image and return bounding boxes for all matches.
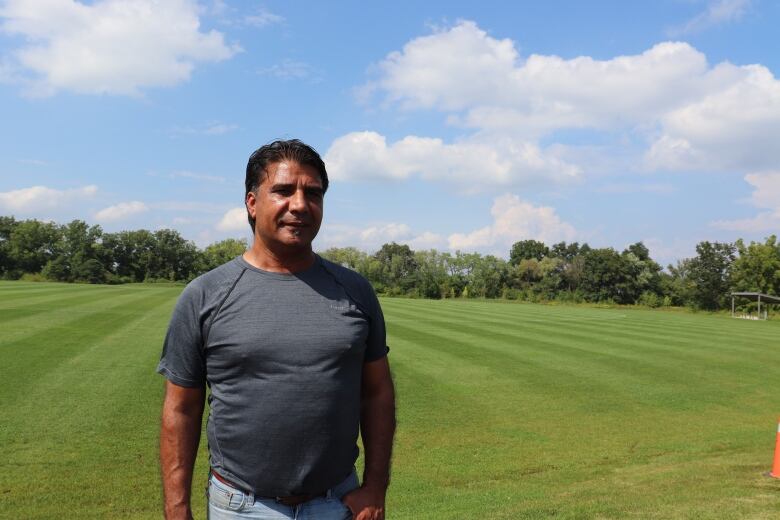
[158,139,395,520]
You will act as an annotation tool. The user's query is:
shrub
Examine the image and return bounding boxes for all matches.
[19,272,46,282]
[638,291,661,308]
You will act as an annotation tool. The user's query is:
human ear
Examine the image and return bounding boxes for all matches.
[245,191,257,219]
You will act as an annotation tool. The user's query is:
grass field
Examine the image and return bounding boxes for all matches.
[2,281,780,519]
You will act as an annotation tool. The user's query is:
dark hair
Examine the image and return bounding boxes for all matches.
[244,139,329,231]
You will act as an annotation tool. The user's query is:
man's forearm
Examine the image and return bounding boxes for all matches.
[160,385,204,520]
[360,384,396,490]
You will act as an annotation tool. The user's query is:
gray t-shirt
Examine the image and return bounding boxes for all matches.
[157,255,388,496]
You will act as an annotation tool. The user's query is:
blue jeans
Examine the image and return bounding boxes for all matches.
[206,470,358,520]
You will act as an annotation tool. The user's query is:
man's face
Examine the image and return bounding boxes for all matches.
[246,160,324,254]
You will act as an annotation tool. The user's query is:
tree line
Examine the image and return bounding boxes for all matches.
[0,216,246,284]
[2,216,778,311]
[322,237,779,312]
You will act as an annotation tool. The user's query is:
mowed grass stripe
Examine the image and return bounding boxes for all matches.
[0,281,82,294]
[388,336,573,519]
[385,299,780,361]
[0,286,176,406]
[386,303,776,379]
[386,303,780,413]
[1,285,182,519]
[382,299,780,518]
[0,285,168,345]
[387,314,699,518]
[0,286,96,303]
[2,286,779,519]
[387,319,648,417]
[387,299,777,348]
[0,286,145,326]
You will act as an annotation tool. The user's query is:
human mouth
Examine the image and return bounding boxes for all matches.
[280,221,309,228]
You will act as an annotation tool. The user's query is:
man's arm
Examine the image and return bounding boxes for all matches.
[342,356,396,520]
[160,380,206,520]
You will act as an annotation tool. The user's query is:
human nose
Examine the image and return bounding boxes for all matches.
[289,189,307,213]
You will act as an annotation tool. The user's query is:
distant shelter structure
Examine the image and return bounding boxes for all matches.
[730,292,780,320]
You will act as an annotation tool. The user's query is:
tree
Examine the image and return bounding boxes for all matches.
[550,241,588,262]
[413,249,449,299]
[620,242,662,303]
[201,238,248,272]
[449,251,482,297]
[468,255,509,298]
[45,220,106,282]
[8,219,61,277]
[580,248,632,303]
[102,230,156,282]
[149,229,199,281]
[731,236,780,297]
[0,216,17,277]
[320,247,368,271]
[534,257,564,299]
[561,255,586,292]
[72,258,107,284]
[509,239,549,265]
[515,258,542,286]
[687,241,735,310]
[374,242,418,295]
[660,263,691,307]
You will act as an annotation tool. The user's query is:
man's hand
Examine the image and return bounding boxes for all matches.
[160,380,205,520]
[341,484,386,520]
[348,356,395,520]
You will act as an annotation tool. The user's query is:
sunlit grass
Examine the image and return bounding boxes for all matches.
[1,282,779,518]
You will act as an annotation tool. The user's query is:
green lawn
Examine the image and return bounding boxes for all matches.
[2,281,779,519]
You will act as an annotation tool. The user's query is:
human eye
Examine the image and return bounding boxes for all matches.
[306,189,324,200]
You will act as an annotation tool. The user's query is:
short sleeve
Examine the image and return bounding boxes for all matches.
[157,282,206,387]
[363,284,389,363]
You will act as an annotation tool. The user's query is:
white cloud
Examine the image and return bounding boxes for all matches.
[646,64,780,172]
[642,237,696,268]
[712,171,780,232]
[744,171,780,209]
[318,222,444,252]
[0,184,97,212]
[669,0,751,36]
[0,0,239,96]
[711,213,776,232]
[448,194,576,252]
[216,206,247,231]
[359,20,780,179]
[259,60,315,80]
[369,21,518,112]
[366,22,737,134]
[360,223,411,242]
[325,131,579,189]
[94,200,148,221]
[407,231,447,250]
[202,123,238,135]
[244,8,283,27]
[319,196,572,255]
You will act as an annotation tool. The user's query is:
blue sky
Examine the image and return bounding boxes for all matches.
[1,0,779,266]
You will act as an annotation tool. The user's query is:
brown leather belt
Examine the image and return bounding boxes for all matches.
[210,469,323,507]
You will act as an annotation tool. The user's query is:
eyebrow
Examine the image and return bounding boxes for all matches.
[270,182,324,193]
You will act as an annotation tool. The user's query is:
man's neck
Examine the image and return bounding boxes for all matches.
[243,242,315,274]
